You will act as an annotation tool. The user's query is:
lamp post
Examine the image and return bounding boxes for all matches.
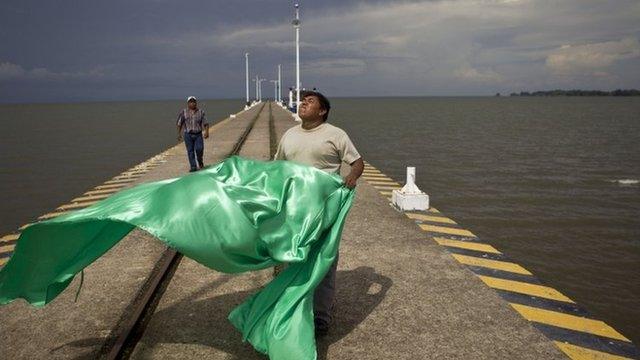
[270,80,278,101]
[277,64,282,104]
[254,75,259,103]
[244,52,250,109]
[258,78,266,102]
[292,3,301,121]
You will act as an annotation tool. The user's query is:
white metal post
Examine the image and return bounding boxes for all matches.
[278,64,282,103]
[258,78,266,102]
[245,53,250,108]
[293,3,301,121]
[254,75,259,102]
[270,80,278,101]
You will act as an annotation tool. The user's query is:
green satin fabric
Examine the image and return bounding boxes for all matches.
[0,156,354,360]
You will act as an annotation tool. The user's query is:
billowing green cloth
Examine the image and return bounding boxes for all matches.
[0,156,354,360]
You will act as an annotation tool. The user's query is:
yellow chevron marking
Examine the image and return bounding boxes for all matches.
[1,234,19,242]
[373,186,401,191]
[368,180,401,187]
[58,201,99,211]
[0,244,15,254]
[71,194,111,202]
[104,178,135,185]
[363,177,392,182]
[478,275,574,302]
[553,341,633,360]
[94,183,128,190]
[38,212,71,220]
[406,213,457,224]
[434,237,501,254]
[452,254,533,275]
[85,188,121,196]
[419,224,476,237]
[119,171,145,177]
[510,304,630,342]
[0,257,8,266]
[112,174,141,180]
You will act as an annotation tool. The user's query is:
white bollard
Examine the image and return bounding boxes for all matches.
[392,167,429,211]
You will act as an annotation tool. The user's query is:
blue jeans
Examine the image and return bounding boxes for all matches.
[184,132,204,171]
[314,251,339,324]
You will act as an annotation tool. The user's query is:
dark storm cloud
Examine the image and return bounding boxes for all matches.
[1,0,639,102]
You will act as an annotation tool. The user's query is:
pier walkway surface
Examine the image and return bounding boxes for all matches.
[0,102,637,359]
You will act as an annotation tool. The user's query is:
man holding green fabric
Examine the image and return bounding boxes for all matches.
[275,90,364,335]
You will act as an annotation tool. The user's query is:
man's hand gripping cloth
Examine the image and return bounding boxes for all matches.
[0,156,355,360]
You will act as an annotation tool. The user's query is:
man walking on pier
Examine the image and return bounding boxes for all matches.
[275,90,364,336]
[177,96,210,172]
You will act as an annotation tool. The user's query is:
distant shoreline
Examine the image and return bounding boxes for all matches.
[506,89,640,97]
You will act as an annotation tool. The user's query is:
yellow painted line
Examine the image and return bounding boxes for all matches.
[85,188,121,196]
[37,212,70,220]
[133,163,158,169]
[419,224,476,237]
[72,194,111,202]
[553,341,633,360]
[1,233,19,242]
[0,244,15,254]
[363,175,392,180]
[362,170,382,174]
[511,304,630,342]
[406,213,457,224]
[379,191,393,196]
[119,171,146,177]
[452,254,533,275]
[58,201,99,211]
[477,275,574,303]
[0,257,8,266]
[112,174,142,180]
[368,180,401,186]
[104,178,135,185]
[434,237,502,254]
[430,207,441,213]
[94,183,128,190]
[19,223,33,230]
[373,186,401,191]
[363,174,392,179]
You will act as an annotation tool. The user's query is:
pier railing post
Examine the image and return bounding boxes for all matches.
[392,167,430,211]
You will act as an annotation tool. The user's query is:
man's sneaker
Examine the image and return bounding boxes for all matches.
[314,317,330,337]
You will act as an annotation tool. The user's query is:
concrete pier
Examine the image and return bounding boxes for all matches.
[0,102,637,359]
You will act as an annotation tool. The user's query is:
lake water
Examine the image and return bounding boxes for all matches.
[0,97,638,343]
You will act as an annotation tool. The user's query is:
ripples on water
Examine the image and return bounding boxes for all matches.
[0,97,638,343]
[330,97,640,344]
[0,99,242,236]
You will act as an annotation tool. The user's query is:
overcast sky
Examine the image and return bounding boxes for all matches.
[1,0,639,103]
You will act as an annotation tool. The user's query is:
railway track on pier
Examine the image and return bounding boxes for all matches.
[101,102,268,360]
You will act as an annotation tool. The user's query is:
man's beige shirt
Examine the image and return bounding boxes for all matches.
[274,122,361,174]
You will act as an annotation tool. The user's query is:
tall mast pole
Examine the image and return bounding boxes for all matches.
[245,52,250,108]
[293,3,301,120]
[278,64,282,103]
